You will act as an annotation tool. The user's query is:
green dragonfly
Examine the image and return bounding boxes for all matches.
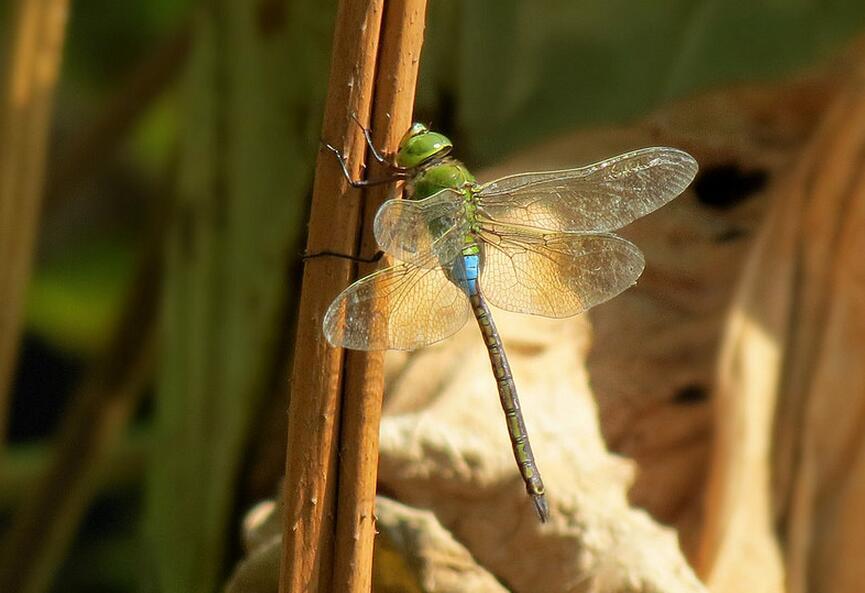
[323,122,698,522]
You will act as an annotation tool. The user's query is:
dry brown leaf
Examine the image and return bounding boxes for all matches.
[700,45,865,593]
[374,497,510,593]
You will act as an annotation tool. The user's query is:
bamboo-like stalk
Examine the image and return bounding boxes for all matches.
[279,0,429,591]
[277,0,385,592]
[332,1,429,592]
[0,0,70,447]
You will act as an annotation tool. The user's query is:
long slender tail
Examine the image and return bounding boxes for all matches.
[469,292,549,522]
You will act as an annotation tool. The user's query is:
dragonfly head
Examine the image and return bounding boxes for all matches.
[396,123,453,168]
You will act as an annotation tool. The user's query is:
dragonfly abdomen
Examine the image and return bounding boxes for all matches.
[444,248,549,520]
[468,286,550,523]
[446,244,482,296]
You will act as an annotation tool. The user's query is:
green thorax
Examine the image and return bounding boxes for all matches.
[408,158,476,200]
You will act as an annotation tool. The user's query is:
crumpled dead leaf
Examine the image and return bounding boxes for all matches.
[373,497,509,593]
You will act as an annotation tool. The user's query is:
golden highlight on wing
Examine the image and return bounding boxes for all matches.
[478,227,645,318]
[373,189,468,266]
[476,147,698,232]
[322,257,471,351]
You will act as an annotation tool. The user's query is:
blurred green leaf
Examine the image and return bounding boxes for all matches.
[130,90,180,179]
[145,1,334,591]
[63,0,192,89]
[53,516,144,593]
[0,428,149,509]
[26,236,136,354]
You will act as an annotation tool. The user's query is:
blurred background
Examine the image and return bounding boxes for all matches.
[2,1,865,592]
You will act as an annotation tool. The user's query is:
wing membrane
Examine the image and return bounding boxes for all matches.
[323,256,470,351]
[476,147,697,232]
[373,189,468,267]
[478,227,645,318]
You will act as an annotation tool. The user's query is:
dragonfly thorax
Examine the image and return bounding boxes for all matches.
[407,158,477,201]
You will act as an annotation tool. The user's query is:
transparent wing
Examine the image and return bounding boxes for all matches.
[322,255,470,351]
[373,189,469,267]
[476,147,697,232]
[478,226,645,318]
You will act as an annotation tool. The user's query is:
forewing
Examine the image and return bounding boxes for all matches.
[478,227,645,318]
[373,189,468,267]
[476,147,697,232]
[323,257,470,351]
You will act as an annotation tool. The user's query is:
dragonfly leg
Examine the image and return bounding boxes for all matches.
[349,113,393,167]
[321,142,409,188]
[303,248,385,265]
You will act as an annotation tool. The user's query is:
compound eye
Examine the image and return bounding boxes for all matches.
[409,122,428,136]
[400,122,428,146]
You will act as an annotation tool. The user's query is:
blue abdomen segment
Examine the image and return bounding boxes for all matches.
[449,253,480,296]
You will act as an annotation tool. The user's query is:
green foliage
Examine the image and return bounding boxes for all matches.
[418,0,865,163]
[63,0,192,89]
[130,91,181,180]
[26,236,135,354]
[145,0,334,591]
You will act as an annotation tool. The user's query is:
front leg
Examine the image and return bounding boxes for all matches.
[350,113,392,167]
[321,142,409,188]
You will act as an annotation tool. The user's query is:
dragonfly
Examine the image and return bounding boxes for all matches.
[322,121,698,522]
